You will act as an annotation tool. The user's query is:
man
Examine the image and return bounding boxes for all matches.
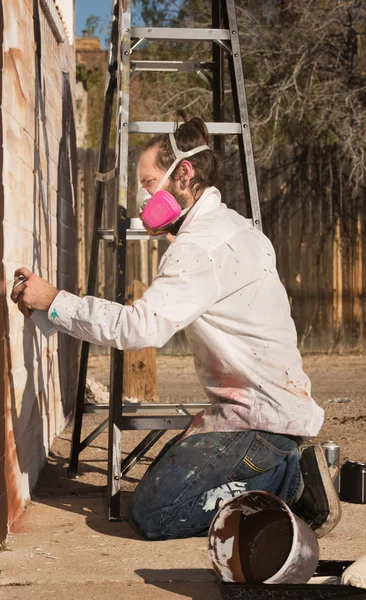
[11,112,340,541]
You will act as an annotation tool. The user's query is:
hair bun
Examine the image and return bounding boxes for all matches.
[174,110,209,149]
[188,117,209,144]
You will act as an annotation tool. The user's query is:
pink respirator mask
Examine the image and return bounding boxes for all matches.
[138,133,209,236]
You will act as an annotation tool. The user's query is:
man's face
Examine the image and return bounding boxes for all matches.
[138,147,166,196]
[138,147,191,209]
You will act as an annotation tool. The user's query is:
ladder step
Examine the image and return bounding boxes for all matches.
[131,27,230,41]
[84,402,210,414]
[127,229,162,241]
[129,121,243,135]
[97,229,114,241]
[118,415,193,431]
[131,60,214,73]
[97,228,162,242]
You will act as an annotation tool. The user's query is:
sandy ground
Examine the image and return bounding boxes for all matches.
[1,354,365,599]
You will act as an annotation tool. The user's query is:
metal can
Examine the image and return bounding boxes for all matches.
[340,460,366,504]
[321,440,340,494]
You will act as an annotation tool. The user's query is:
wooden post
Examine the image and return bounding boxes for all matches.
[353,210,363,347]
[123,280,159,401]
[333,216,343,349]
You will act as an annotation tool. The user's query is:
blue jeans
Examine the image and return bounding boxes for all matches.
[129,430,302,540]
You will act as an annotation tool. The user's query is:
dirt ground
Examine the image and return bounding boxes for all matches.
[1,354,365,599]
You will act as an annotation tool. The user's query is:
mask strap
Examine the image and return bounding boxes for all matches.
[156,134,210,192]
[169,133,209,160]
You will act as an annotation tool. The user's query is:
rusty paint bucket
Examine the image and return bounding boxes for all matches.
[208,490,319,584]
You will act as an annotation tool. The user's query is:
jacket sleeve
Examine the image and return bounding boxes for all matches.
[47,242,220,350]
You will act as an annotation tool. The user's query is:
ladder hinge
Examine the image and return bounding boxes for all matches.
[97,229,115,243]
[95,168,118,183]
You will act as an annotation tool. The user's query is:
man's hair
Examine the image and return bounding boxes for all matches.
[142,110,222,196]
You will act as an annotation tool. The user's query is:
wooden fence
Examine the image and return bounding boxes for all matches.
[258,145,365,353]
[77,145,366,354]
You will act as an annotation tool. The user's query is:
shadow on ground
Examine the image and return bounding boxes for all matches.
[136,569,221,600]
[31,415,165,540]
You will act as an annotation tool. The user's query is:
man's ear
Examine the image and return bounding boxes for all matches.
[178,160,194,183]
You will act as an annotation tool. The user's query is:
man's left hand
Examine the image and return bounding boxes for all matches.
[11,267,59,317]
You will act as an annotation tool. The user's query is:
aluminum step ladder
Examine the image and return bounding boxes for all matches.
[68,0,262,520]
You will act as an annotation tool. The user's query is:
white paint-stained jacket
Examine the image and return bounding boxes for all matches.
[49,186,324,437]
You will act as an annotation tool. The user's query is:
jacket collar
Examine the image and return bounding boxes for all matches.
[178,186,221,234]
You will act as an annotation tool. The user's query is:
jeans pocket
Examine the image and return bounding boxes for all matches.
[228,433,295,482]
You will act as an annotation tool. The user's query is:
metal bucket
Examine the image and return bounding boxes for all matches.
[208,490,319,584]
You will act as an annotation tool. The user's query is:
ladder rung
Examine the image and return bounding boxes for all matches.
[118,415,192,430]
[129,121,243,135]
[131,60,214,73]
[127,229,164,241]
[97,228,165,242]
[97,229,114,241]
[83,402,210,414]
[95,168,117,183]
[131,27,230,41]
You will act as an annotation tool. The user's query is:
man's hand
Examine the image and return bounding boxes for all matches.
[11,267,59,319]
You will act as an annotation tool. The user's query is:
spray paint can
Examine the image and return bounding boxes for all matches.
[13,275,56,338]
[321,440,340,494]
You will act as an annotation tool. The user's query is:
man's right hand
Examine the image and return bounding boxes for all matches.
[11,267,59,317]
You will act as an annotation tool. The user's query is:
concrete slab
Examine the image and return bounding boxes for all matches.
[1,493,366,599]
[0,497,222,599]
[1,582,223,600]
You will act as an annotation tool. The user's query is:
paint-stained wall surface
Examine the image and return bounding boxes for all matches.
[0,0,78,542]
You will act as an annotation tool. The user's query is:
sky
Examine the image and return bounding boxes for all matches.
[75,0,144,45]
[75,0,113,38]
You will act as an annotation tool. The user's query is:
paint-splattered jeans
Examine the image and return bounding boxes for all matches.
[128,430,302,540]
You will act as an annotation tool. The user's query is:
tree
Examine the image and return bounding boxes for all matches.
[237,0,366,194]
[132,0,366,197]
[83,15,110,47]
[84,15,102,36]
